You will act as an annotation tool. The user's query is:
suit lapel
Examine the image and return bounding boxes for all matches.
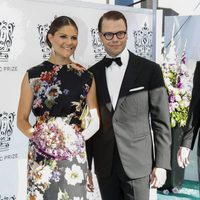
[97,61,113,112]
[115,52,142,110]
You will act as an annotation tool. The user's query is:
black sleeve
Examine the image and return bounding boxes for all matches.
[86,137,93,170]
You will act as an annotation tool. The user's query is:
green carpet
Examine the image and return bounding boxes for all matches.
[157,180,199,200]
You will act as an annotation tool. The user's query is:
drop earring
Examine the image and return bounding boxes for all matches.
[51,45,55,56]
[50,42,56,63]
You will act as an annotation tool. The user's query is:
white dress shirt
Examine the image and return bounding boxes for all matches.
[105,48,129,109]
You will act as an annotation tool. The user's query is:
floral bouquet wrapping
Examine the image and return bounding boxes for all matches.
[31,117,85,161]
[160,39,192,128]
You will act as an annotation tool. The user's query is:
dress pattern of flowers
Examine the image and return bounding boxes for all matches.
[27,61,93,200]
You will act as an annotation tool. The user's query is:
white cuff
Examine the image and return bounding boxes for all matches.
[82,108,99,140]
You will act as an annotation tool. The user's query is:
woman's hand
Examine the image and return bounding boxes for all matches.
[87,169,94,192]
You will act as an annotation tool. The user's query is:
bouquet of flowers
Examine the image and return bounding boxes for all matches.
[160,40,192,128]
[31,116,85,161]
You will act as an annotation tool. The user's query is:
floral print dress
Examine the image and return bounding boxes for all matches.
[27,61,93,200]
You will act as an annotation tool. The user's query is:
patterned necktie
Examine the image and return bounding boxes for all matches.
[104,57,122,68]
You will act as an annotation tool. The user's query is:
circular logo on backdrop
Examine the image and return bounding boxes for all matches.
[0,112,15,152]
[0,194,16,200]
[90,28,106,62]
[37,23,51,60]
[133,22,153,59]
[0,20,15,63]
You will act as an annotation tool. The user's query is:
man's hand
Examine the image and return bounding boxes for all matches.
[150,167,166,188]
[177,147,190,168]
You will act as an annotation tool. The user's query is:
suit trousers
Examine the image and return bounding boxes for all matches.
[96,142,150,200]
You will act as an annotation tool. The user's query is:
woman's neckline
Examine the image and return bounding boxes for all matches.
[45,60,73,66]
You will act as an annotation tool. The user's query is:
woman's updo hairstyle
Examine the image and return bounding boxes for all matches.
[46,16,78,48]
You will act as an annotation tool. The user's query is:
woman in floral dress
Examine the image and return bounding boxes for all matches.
[17,16,99,200]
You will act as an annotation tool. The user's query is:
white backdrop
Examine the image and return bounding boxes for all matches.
[0,0,154,199]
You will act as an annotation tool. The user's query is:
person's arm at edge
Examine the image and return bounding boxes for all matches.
[177,62,200,168]
[17,72,34,139]
[149,63,171,188]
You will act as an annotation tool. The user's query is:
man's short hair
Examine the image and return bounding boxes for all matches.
[98,10,127,32]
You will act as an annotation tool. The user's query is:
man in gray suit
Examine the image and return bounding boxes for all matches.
[86,10,171,200]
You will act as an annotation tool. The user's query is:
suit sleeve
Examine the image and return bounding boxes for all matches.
[149,64,171,170]
[181,62,200,149]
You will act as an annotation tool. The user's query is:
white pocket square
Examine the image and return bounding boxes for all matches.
[129,87,144,92]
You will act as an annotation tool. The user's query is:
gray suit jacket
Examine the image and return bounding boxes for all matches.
[181,61,200,156]
[86,51,171,178]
